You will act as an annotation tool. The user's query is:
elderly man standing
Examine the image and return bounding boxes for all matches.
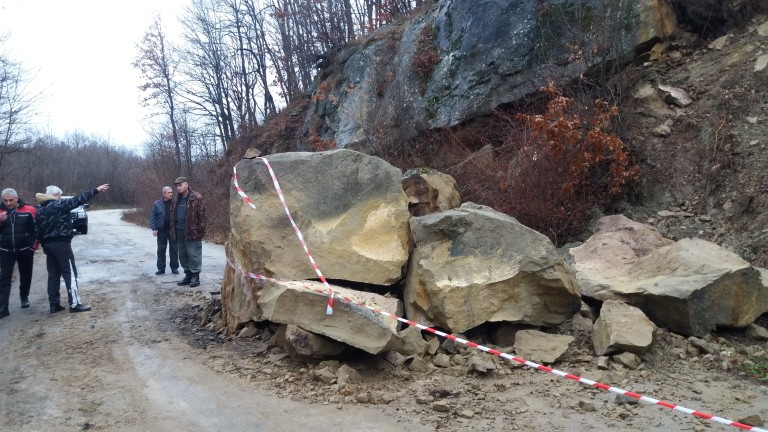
[170,177,207,288]
[36,184,109,313]
[150,186,179,275]
[0,188,38,318]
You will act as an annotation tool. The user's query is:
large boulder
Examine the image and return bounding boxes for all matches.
[404,202,581,333]
[228,149,410,285]
[572,216,768,336]
[259,280,402,354]
[570,215,673,297]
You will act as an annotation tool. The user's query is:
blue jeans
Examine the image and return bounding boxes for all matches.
[157,228,179,271]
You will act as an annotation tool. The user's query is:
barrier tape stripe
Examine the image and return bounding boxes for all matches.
[230,164,766,432]
[225,258,764,432]
[233,161,335,314]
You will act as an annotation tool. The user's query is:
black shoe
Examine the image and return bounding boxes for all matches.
[177,271,192,286]
[171,269,179,274]
[0,309,9,318]
[21,299,30,308]
[189,273,200,288]
[50,304,66,313]
[155,270,165,275]
[69,304,92,313]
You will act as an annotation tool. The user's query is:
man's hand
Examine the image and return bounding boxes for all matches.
[152,229,158,237]
[97,184,110,193]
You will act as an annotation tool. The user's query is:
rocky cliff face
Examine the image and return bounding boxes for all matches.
[301,0,676,151]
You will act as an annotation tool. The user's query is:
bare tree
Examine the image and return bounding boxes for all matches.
[0,36,38,176]
[133,17,183,171]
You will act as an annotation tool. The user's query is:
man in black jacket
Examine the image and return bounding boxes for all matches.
[0,188,38,318]
[36,184,109,313]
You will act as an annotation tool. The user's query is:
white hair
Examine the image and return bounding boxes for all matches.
[162,186,172,193]
[1,188,18,198]
[45,185,63,195]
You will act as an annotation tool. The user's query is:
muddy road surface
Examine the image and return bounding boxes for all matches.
[0,209,431,432]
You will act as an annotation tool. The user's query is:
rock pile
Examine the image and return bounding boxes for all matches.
[219,149,768,375]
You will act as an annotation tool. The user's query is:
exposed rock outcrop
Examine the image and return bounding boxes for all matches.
[302,0,678,150]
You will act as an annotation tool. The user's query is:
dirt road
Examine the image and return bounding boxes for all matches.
[0,209,431,432]
[3,210,768,432]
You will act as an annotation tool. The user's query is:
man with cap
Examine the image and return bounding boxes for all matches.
[36,184,109,313]
[169,177,207,288]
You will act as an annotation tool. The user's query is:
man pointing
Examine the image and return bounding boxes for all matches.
[36,184,109,313]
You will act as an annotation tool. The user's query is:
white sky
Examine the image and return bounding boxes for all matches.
[0,0,188,151]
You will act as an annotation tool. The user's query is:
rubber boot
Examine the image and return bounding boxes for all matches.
[189,272,200,288]
[177,271,193,286]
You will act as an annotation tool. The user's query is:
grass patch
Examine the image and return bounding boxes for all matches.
[742,357,768,382]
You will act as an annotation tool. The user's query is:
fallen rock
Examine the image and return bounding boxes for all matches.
[391,325,429,357]
[746,323,768,341]
[513,330,574,364]
[738,415,765,427]
[237,321,259,338]
[228,149,410,285]
[402,168,461,216]
[275,324,346,360]
[592,300,656,356]
[572,216,768,336]
[259,280,402,354]
[658,84,692,107]
[337,364,363,386]
[612,352,642,370]
[405,202,581,333]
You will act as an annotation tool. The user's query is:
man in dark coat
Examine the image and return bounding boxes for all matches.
[0,188,38,318]
[150,186,178,275]
[169,177,207,288]
[36,184,109,313]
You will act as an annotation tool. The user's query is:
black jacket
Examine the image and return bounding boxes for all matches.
[0,198,37,252]
[36,189,98,244]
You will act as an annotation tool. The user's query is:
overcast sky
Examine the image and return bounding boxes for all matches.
[0,0,188,151]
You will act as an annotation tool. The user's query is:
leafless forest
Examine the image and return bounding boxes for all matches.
[0,0,428,237]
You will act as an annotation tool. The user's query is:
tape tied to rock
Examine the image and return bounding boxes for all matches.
[233,160,335,314]
[231,161,767,432]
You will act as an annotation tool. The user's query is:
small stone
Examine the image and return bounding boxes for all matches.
[578,400,597,411]
[432,401,451,412]
[415,395,434,405]
[738,415,765,427]
[458,409,475,419]
[433,353,451,368]
[610,394,639,405]
[746,324,768,341]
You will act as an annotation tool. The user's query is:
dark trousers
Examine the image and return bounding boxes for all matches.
[156,228,179,271]
[176,229,202,274]
[42,241,81,307]
[0,248,34,311]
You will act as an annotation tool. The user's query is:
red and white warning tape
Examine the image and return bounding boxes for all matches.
[233,160,335,314]
[231,161,767,432]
